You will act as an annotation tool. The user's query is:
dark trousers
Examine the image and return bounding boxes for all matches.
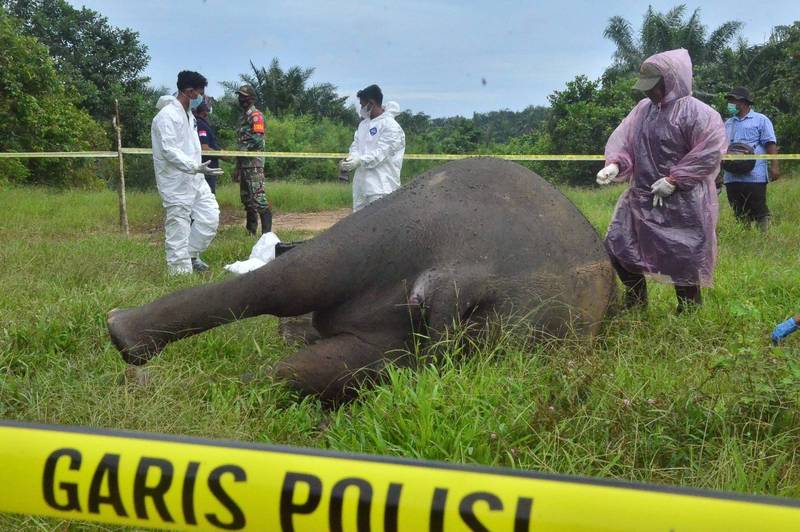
[238,166,272,235]
[609,254,701,309]
[204,176,216,195]
[202,157,218,194]
[725,182,769,223]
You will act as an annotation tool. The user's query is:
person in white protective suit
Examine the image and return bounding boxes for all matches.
[151,71,223,274]
[340,84,406,212]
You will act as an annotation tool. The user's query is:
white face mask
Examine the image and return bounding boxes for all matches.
[359,103,372,119]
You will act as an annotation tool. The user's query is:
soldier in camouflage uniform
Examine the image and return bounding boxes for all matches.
[234,85,272,235]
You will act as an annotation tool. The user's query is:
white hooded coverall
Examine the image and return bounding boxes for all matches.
[348,101,406,211]
[151,96,220,274]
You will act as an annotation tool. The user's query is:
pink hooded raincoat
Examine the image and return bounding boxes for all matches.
[604,49,727,287]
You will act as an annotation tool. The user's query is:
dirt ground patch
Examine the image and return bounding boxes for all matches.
[220,206,241,227]
[134,207,350,238]
[220,207,350,232]
[272,208,350,232]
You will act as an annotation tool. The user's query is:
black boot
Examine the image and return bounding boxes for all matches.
[623,279,648,309]
[260,209,273,234]
[612,265,647,309]
[675,285,702,314]
[245,210,258,235]
[609,255,648,310]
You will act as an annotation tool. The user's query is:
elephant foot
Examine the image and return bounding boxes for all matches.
[107,308,163,366]
[273,334,397,402]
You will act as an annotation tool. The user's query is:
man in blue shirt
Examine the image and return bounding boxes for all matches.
[192,101,221,194]
[723,87,780,232]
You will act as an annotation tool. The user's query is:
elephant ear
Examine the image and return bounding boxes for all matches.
[407,265,493,341]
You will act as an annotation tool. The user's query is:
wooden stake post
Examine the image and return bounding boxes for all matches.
[113,99,130,236]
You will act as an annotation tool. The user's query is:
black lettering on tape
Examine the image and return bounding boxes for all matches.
[329,477,373,532]
[429,488,448,532]
[514,498,534,532]
[205,465,246,530]
[182,461,200,526]
[384,483,403,532]
[459,491,503,532]
[280,472,323,532]
[88,453,128,517]
[42,448,82,512]
[133,457,174,522]
[5,421,800,532]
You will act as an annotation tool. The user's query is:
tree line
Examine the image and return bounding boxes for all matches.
[0,1,797,188]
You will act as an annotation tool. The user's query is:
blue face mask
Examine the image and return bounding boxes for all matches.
[726,103,738,115]
[183,90,204,110]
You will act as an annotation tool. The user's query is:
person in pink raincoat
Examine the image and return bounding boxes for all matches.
[595,49,727,313]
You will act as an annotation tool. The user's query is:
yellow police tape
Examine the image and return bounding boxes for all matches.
[0,151,119,159]
[1,149,799,161]
[1,422,799,531]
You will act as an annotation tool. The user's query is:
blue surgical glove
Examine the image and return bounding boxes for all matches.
[771,317,798,345]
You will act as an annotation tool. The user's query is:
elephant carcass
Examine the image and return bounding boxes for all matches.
[107,158,615,401]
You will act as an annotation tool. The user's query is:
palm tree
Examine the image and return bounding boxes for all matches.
[603,5,742,77]
[694,23,800,105]
[222,58,352,122]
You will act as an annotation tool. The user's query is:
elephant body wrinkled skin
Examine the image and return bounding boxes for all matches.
[108,158,615,401]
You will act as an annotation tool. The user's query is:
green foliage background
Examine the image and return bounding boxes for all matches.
[0,2,798,188]
[0,9,107,187]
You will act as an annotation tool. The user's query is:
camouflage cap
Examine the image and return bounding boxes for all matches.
[235,84,257,98]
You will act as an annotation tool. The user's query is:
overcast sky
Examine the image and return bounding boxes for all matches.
[68,0,798,117]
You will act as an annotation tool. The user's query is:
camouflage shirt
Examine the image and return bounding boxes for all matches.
[236,105,265,168]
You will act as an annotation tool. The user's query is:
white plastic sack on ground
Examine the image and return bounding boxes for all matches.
[224,232,281,275]
[223,258,267,275]
[249,232,281,262]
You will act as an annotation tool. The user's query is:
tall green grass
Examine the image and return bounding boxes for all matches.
[1,176,800,530]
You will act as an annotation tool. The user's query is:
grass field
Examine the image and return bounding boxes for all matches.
[2,174,800,530]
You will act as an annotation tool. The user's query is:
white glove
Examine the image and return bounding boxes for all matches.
[195,160,224,176]
[340,154,361,172]
[596,163,619,185]
[650,177,676,207]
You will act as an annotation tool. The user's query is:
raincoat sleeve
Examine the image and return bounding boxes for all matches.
[359,123,405,169]
[668,103,726,188]
[153,114,198,174]
[604,100,649,182]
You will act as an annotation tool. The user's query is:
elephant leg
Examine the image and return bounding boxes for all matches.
[423,286,484,341]
[408,266,493,342]
[273,334,409,402]
[107,236,362,365]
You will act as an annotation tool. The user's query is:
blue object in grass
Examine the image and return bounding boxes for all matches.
[771,317,798,345]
